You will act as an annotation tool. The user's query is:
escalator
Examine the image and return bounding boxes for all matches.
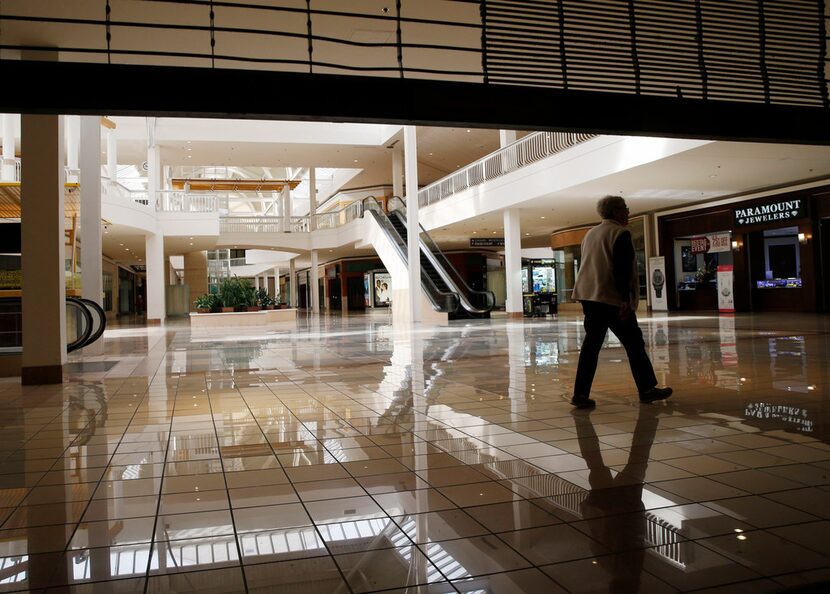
[0,297,107,356]
[383,197,495,319]
[362,197,460,315]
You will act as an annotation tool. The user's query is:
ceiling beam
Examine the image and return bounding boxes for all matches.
[3,60,829,145]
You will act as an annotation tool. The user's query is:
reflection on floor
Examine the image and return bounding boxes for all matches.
[0,311,828,593]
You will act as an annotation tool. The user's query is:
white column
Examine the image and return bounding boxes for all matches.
[21,114,66,384]
[404,126,421,323]
[504,208,523,317]
[392,149,403,198]
[308,167,317,231]
[289,258,297,307]
[273,266,280,302]
[310,250,320,313]
[255,276,260,291]
[80,116,103,355]
[106,128,118,183]
[145,233,165,324]
[1,114,17,181]
[65,115,80,182]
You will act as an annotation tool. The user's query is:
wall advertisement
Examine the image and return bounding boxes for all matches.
[717,265,735,313]
[648,256,667,311]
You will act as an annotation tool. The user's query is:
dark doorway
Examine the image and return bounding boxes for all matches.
[769,244,798,279]
[328,278,341,312]
[821,219,830,311]
[347,277,365,310]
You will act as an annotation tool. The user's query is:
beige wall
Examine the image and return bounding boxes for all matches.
[183,251,208,311]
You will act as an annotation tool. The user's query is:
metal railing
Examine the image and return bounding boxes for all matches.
[417,131,596,208]
[0,2,825,108]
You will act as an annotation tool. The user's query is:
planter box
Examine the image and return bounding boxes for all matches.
[189,308,298,329]
[246,306,261,312]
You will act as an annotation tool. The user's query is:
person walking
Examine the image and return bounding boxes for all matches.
[570,195,672,408]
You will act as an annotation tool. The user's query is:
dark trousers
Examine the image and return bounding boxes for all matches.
[573,301,658,397]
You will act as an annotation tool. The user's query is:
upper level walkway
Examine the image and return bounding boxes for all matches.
[102,131,714,254]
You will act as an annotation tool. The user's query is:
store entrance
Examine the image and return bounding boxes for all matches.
[821,219,830,311]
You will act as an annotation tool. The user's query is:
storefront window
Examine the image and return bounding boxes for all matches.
[553,246,580,303]
[757,226,802,288]
[674,232,733,290]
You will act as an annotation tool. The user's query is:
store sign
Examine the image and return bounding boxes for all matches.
[470,238,504,247]
[131,265,146,272]
[690,233,731,254]
[734,198,806,227]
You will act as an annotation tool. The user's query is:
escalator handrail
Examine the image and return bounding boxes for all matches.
[361,196,460,313]
[78,298,107,347]
[387,198,496,314]
[66,297,93,353]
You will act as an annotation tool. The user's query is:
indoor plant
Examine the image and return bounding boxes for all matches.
[194,293,220,313]
[219,277,244,312]
[256,288,275,310]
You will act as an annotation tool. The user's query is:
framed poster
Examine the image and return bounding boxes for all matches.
[648,256,667,311]
[717,265,734,313]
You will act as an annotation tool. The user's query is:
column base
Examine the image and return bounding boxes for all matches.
[22,364,63,385]
[506,312,525,319]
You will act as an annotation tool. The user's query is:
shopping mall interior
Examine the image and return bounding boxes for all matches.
[1,1,830,592]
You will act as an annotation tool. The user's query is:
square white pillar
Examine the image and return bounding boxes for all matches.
[504,208,523,317]
[21,114,66,384]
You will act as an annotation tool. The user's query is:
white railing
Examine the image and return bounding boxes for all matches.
[220,216,310,234]
[157,190,220,213]
[417,131,597,208]
[314,201,363,229]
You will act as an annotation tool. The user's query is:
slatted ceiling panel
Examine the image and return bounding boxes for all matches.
[764,1,826,104]
[485,0,566,87]
[635,1,703,99]
[483,0,827,106]
[0,185,81,220]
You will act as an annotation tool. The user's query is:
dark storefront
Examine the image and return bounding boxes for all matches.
[660,186,830,312]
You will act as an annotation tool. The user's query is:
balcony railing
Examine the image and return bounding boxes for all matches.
[314,201,363,230]
[157,191,220,213]
[220,216,309,234]
[417,131,596,208]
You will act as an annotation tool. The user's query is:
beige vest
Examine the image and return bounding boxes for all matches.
[571,219,639,309]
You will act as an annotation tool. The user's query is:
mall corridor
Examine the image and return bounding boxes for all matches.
[0,312,827,592]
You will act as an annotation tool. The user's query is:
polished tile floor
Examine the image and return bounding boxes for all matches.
[0,311,829,593]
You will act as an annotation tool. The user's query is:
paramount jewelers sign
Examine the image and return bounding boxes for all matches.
[733,198,806,227]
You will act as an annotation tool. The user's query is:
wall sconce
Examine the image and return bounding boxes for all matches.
[798,232,808,244]
[731,240,741,250]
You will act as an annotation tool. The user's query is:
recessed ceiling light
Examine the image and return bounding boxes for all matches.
[354,159,358,163]
[189,243,193,246]
[540,216,546,219]
[472,231,477,234]
[466,129,471,132]
[187,155,192,159]
[525,232,530,236]
[492,231,497,234]
[187,140,191,144]
[119,243,123,246]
